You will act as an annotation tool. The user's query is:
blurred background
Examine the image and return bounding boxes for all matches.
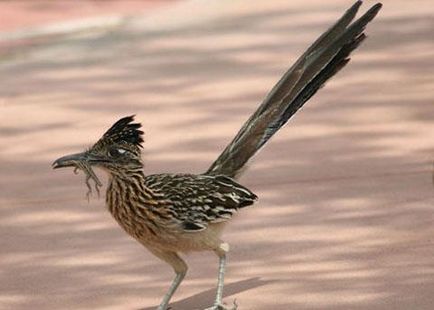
[0,1,433,309]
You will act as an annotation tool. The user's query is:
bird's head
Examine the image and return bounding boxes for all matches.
[53,115,144,182]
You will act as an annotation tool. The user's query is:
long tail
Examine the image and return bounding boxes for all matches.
[206,1,382,178]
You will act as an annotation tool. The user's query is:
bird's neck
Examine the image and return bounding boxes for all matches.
[107,165,145,181]
[105,166,149,201]
[105,169,162,241]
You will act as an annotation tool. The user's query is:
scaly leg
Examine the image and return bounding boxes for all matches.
[215,253,226,306]
[147,249,188,310]
[204,243,237,310]
[157,270,186,310]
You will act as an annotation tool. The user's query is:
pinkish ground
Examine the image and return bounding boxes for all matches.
[1,0,434,309]
[0,0,170,32]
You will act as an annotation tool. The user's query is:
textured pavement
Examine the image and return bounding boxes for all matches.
[0,1,169,33]
[1,0,434,309]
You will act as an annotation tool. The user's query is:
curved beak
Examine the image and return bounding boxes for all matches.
[52,151,110,169]
[52,152,88,169]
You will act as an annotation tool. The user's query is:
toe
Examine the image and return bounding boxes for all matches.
[203,302,237,310]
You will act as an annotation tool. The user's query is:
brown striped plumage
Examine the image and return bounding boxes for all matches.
[106,169,257,252]
[53,2,382,309]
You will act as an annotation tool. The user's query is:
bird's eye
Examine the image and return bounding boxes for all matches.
[108,148,127,157]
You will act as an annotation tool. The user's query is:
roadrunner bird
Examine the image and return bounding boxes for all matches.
[53,1,382,309]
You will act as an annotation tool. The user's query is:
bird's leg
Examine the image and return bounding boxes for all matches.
[157,271,186,310]
[148,249,188,310]
[215,253,227,305]
[204,243,237,310]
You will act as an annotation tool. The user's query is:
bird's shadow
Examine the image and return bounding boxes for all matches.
[139,277,275,310]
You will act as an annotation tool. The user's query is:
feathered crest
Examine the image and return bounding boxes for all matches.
[102,115,144,147]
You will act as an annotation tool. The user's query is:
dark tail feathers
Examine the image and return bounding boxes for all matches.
[206,1,382,178]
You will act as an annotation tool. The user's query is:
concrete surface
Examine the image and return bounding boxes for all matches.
[1,0,433,309]
[0,1,169,33]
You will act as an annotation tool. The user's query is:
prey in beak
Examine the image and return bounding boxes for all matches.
[52,151,103,200]
[52,115,144,200]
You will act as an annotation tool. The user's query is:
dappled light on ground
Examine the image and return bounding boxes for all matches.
[1,0,433,309]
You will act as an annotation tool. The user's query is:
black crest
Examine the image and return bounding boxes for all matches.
[103,115,144,147]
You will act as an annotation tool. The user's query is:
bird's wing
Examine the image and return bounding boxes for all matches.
[146,174,257,232]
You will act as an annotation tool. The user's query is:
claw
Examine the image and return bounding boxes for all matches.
[85,174,91,201]
[72,161,103,200]
[203,299,238,310]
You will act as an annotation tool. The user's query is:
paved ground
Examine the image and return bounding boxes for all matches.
[0,1,169,33]
[1,0,433,309]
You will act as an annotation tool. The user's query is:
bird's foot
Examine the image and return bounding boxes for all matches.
[203,299,238,310]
